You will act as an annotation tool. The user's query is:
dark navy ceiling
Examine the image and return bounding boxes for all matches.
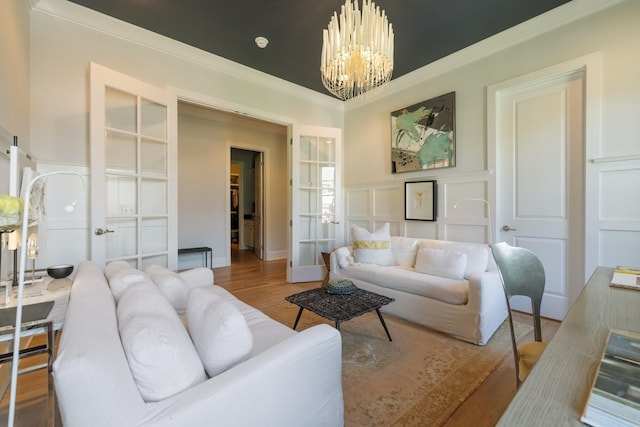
[68,0,571,96]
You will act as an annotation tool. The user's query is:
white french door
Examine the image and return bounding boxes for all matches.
[89,63,178,269]
[254,152,265,259]
[288,125,342,283]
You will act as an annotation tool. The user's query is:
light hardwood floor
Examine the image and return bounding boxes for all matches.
[0,249,560,426]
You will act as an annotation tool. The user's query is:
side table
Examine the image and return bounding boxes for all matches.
[178,247,213,268]
[0,277,72,397]
[0,302,54,372]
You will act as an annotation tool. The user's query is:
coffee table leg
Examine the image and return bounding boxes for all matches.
[376,309,393,341]
[292,307,305,330]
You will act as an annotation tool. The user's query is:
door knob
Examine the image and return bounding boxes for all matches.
[95,228,115,235]
[501,225,516,232]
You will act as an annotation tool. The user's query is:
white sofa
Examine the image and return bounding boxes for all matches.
[330,235,508,345]
[53,260,344,427]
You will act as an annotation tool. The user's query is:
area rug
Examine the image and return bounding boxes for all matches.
[341,315,530,426]
[261,298,530,427]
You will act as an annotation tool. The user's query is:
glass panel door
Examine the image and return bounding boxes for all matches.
[289,126,342,282]
[90,63,177,269]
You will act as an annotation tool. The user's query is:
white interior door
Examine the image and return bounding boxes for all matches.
[254,152,264,259]
[288,125,342,283]
[493,71,585,320]
[90,63,178,269]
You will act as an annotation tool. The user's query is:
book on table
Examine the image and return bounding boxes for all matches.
[610,266,640,291]
[581,328,640,427]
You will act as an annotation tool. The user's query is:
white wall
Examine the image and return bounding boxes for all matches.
[343,1,640,270]
[177,105,288,268]
[0,0,30,151]
[25,1,343,267]
[0,0,31,281]
[28,1,343,166]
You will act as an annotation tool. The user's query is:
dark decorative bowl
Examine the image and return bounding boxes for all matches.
[47,264,74,279]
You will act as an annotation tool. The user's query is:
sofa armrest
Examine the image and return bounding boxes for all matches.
[178,268,214,289]
[330,250,342,275]
[466,271,507,314]
[139,324,344,427]
[330,246,354,278]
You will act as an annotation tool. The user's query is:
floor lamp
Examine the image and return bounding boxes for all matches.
[8,171,84,427]
[453,198,493,244]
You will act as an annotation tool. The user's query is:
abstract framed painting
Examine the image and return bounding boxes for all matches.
[405,180,437,221]
[391,92,455,173]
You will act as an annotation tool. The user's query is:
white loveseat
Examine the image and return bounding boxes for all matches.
[53,260,344,427]
[330,229,507,345]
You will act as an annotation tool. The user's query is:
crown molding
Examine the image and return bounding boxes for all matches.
[31,0,343,111]
[345,0,626,110]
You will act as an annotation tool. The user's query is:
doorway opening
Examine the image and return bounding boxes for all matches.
[177,101,288,269]
[230,148,264,262]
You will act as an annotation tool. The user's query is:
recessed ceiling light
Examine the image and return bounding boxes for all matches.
[255,37,269,49]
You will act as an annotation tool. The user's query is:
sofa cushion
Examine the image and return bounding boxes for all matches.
[117,280,206,402]
[202,286,297,356]
[187,288,254,377]
[415,247,467,280]
[340,264,469,305]
[351,223,395,266]
[145,264,190,314]
[418,239,489,278]
[177,267,214,288]
[107,267,151,303]
[390,236,420,267]
[117,277,170,322]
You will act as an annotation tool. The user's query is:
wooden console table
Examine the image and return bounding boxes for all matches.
[497,266,640,426]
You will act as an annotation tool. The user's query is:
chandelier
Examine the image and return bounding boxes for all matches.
[321,0,394,101]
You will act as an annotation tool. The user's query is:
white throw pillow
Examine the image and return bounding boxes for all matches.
[351,223,395,266]
[415,247,467,280]
[187,288,253,377]
[108,267,151,303]
[418,239,489,278]
[145,265,190,314]
[117,281,206,402]
[391,236,420,267]
[117,278,171,322]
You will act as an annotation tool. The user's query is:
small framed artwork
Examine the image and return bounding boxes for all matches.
[405,180,437,221]
[391,92,455,174]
